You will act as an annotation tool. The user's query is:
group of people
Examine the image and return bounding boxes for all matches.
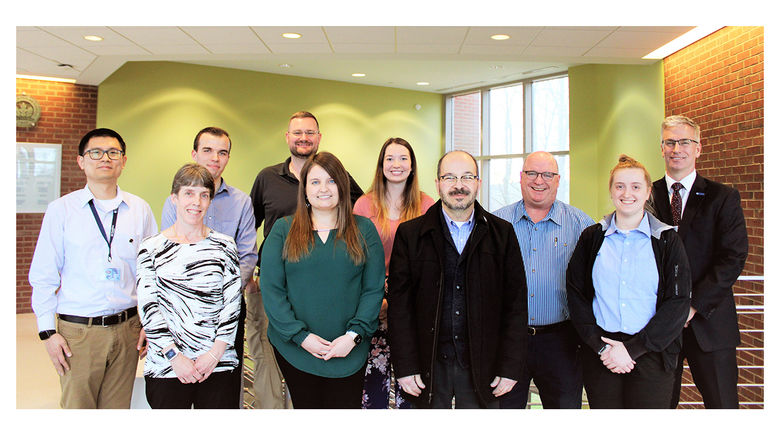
[29,112,748,410]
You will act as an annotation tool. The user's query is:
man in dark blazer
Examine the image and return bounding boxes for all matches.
[650,115,748,408]
[388,150,528,408]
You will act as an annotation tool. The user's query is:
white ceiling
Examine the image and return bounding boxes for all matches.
[16,26,693,93]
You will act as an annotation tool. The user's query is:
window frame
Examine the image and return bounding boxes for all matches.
[445,72,570,209]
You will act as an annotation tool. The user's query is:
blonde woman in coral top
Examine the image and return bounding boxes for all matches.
[353,137,435,409]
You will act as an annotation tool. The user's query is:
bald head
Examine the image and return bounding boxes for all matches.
[521,151,560,213]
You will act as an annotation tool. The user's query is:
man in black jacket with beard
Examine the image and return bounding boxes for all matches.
[388,150,528,408]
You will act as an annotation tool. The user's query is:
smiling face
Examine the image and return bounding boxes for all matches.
[662,124,701,180]
[192,133,230,182]
[520,151,559,212]
[77,136,127,185]
[286,117,321,159]
[172,185,212,226]
[610,168,651,219]
[383,142,412,184]
[306,164,339,212]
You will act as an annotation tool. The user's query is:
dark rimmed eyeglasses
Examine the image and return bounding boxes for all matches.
[83,149,124,160]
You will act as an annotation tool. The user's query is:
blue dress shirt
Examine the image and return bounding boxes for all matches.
[441,207,475,254]
[162,179,257,288]
[592,213,659,335]
[493,199,594,325]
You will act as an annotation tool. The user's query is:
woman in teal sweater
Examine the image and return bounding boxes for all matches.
[260,151,385,409]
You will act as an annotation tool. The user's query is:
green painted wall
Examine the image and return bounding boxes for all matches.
[97,61,444,228]
[569,62,665,220]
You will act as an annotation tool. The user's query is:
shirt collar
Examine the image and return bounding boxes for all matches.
[79,184,127,209]
[605,211,652,237]
[516,199,562,225]
[215,178,230,196]
[441,206,475,227]
[664,170,697,194]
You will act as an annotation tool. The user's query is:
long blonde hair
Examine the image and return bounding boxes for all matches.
[283,152,365,265]
[367,137,425,238]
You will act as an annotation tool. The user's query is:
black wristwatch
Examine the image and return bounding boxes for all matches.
[347,331,362,345]
[39,330,57,341]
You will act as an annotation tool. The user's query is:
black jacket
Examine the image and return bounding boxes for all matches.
[650,175,748,351]
[387,200,528,407]
[566,212,692,371]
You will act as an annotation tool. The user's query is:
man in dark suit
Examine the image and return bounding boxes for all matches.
[650,115,748,408]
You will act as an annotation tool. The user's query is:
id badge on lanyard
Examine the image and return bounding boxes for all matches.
[89,200,121,282]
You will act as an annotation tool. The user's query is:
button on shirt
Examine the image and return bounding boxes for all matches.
[592,213,659,335]
[29,185,158,332]
[493,199,594,325]
[441,208,475,254]
[664,170,697,215]
[162,179,257,287]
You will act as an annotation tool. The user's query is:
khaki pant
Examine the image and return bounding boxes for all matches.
[57,314,141,409]
[245,287,290,408]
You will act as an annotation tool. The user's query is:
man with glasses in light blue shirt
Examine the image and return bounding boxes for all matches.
[493,150,594,409]
[161,126,257,408]
[29,128,158,408]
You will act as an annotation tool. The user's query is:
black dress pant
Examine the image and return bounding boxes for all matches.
[145,370,237,409]
[670,326,739,408]
[499,321,583,409]
[273,347,365,409]
[583,347,676,409]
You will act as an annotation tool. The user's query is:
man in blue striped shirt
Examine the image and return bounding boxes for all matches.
[493,151,594,409]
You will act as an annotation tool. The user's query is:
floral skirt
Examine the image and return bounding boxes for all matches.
[361,321,411,409]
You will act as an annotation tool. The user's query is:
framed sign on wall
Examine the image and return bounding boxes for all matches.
[17,142,61,213]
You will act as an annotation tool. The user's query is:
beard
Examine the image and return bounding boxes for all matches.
[440,187,476,211]
[289,141,318,159]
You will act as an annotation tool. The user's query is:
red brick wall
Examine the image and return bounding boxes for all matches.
[452,91,481,156]
[663,26,764,408]
[16,78,98,314]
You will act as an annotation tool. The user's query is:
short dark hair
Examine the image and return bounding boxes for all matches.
[78,128,126,155]
[171,163,215,199]
[193,126,231,152]
[289,111,319,130]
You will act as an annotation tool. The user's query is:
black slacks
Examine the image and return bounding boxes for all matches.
[499,321,583,409]
[670,326,739,408]
[582,347,676,409]
[145,370,237,409]
[273,347,365,409]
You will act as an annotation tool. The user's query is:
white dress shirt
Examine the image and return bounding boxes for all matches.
[29,185,158,331]
[664,170,697,216]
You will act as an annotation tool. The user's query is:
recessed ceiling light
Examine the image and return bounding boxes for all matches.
[416,82,430,86]
[352,73,366,77]
[83,35,103,42]
[282,33,302,39]
[16,74,76,83]
[490,34,510,41]
[279,63,292,68]
[643,26,723,59]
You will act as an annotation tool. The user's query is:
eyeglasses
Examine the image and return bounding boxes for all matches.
[438,174,479,184]
[662,138,699,148]
[522,170,558,181]
[83,149,124,160]
[288,130,320,137]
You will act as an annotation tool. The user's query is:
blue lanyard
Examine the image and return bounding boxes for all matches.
[88,199,118,262]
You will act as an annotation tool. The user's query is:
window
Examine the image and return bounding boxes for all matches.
[445,75,570,212]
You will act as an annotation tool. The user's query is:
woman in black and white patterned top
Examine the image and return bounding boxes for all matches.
[137,163,241,409]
